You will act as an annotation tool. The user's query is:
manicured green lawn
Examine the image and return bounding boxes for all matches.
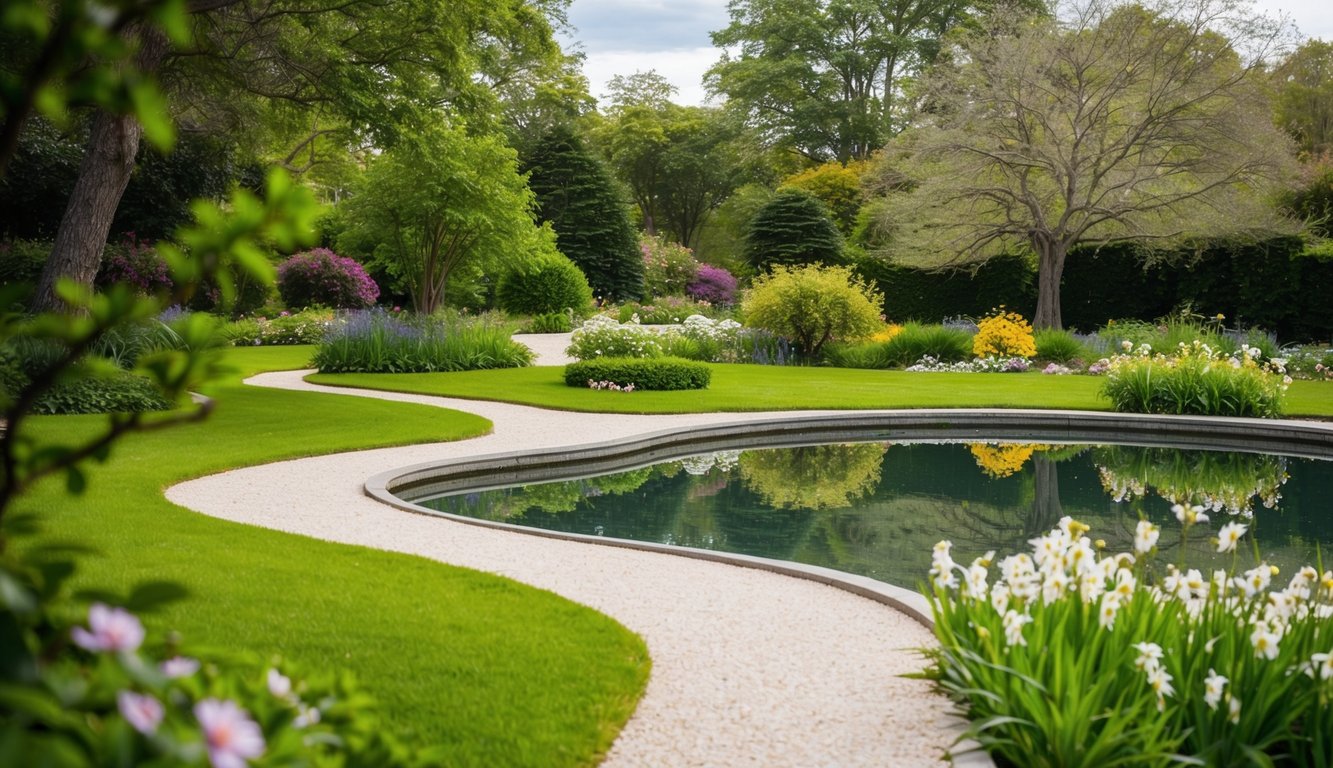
[9,346,649,768]
[310,363,1333,417]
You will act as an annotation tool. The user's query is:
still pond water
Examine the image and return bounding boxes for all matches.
[408,441,1333,590]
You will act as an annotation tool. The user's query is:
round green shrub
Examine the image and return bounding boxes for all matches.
[0,240,52,287]
[564,357,711,390]
[744,189,844,272]
[498,253,594,316]
[742,263,882,358]
[1034,328,1089,363]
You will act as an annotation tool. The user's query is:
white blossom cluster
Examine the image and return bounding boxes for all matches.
[931,510,1333,719]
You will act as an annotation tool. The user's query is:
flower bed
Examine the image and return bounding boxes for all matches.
[926,512,1333,766]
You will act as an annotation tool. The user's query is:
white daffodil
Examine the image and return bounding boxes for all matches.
[1204,669,1228,710]
[990,581,1010,615]
[1309,652,1333,681]
[1002,610,1032,647]
[1098,593,1120,630]
[1251,625,1283,661]
[1133,641,1164,672]
[1133,520,1160,554]
[1216,521,1248,553]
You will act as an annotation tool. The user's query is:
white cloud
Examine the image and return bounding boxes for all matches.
[581,47,720,107]
[566,0,1331,110]
[566,0,729,52]
[1260,0,1333,41]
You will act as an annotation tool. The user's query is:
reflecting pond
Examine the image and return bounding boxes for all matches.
[405,442,1333,590]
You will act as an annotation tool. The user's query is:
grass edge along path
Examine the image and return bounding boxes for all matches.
[10,345,651,768]
[308,363,1333,417]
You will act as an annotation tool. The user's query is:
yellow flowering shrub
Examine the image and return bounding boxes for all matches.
[870,324,903,342]
[973,309,1036,358]
[969,443,1043,478]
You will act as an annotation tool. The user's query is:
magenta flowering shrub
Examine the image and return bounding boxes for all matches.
[686,264,738,306]
[96,233,172,295]
[276,248,379,310]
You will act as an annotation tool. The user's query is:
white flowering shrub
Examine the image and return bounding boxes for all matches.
[904,355,1030,373]
[926,510,1333,765]
[1101,339,1290,418]
[565,315,664,360]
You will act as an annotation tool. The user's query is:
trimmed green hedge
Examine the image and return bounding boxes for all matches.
[855,237,1333,341]
[854,252,1035,323]
[564,357,711,390]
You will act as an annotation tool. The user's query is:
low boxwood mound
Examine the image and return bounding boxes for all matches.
[564,357,711,391]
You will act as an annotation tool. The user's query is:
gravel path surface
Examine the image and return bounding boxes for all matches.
[166,345,965,767]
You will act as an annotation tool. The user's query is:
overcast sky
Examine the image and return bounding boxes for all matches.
[562,0,1333,108]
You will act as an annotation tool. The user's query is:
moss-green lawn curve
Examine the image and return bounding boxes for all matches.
[9,346,650,767]
[308,363,1333,418]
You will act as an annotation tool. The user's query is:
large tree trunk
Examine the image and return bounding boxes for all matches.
[1032,237,1067,331]
[29,26,170,314]
[1028,456,1064,536]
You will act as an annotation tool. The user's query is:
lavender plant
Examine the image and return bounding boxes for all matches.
[313,309,532,373]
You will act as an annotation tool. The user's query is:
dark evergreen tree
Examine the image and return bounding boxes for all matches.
[522,124,643,302]
[744,189,844,272]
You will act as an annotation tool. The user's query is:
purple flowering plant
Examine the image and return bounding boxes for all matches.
[276,248,379,310]
[96,233,173,295]
[686,264,738,306]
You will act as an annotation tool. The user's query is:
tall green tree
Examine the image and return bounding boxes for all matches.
[707,0,981,163]
[745,189,845,271]
[1273,39,1333,157]
[595,71,751,248]
[877,0,1299,330]
[339,121,554,315]
[523,123,643,302]
[20,0,563,313]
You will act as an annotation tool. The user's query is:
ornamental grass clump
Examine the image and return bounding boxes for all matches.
[883,323,972,367]
[314,309,532,373]
[1101,340,1289,418]
[926,513,1333,767]
[973,309,1036,359]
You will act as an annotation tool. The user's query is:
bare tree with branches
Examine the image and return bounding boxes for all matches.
[877,0,1300,329]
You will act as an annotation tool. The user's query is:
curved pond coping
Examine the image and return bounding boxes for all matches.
[367,408,1333,631]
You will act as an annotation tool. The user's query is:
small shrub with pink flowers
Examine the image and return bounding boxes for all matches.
[276,248,379,310]
[639,234,699,299]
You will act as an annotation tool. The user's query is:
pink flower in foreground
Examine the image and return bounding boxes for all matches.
[161,656,201,678]
[195,699,265,768]
[118,690,164,734]
[72,604,144,653]
[266,668,292,698]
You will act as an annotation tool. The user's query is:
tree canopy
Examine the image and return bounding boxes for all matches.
[1273,39,1333,157]
[339,122,555,315]
[876,0,1299,329]
[707,0,983,163]
[523,123,644,302]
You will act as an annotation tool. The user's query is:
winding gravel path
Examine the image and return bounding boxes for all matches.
[166,335,966,767]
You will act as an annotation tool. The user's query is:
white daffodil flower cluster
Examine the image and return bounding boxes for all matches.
[930,513,1333,727]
